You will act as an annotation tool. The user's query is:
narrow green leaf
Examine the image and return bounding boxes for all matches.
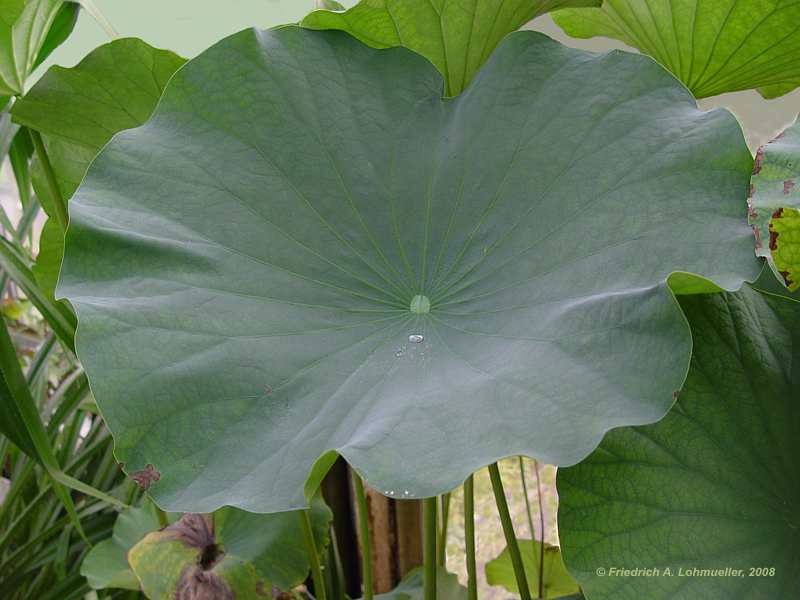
[0,315,85,538]
[31,216,61,298]
[485,539,580,599]
[31,0,78,70]
[0,341,37,456]
[553,0,800,99]
[749,115,800,291]
[0,97,17,158]
[8,126,32,206]
[558,286,800,599]
[302,0,602,95]
[0,235,76,349]
[0,0,66,95]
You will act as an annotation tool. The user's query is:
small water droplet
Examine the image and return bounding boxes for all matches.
[408,334,424,344]
[395,348,404,357]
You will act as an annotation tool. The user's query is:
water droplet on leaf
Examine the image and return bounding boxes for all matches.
[408,334,424,344]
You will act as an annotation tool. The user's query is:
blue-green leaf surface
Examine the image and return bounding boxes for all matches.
[60,26,759,513]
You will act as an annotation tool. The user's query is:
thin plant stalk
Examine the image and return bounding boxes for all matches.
[352,472,373,600]
[28,131,68,231]
[299,509,327,600]
[423,496,437,600]
[151,497,168,529]
[488,462,531,600]
[438,491,451,566]
[534,460,546,598]
[519,456,542,596]
[325,525,346,600]
[464,475,478,600]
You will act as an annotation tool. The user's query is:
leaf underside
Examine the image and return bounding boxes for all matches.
[60,26,758,513]
[553,0,800,99]
[558,286,800,599]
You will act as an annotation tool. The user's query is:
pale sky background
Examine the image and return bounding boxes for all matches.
[32,0,799,150]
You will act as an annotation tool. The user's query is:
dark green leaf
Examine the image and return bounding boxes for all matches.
[0,97,16,158]
[302,0,601,95]
[485,539,579,598]
[60,27,758,513]
[553,0,800,99]
[31,0,79,70]
[8,127,32,206]
[31,217,61,298]
[558,286,800,599]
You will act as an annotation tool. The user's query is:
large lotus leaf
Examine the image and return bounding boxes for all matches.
[128,498,331,599]
[11,37,185,297]
[552,0,800,99]
[486,540,580,598]
[80,500,175,591]
[0,0,71,95]
[749,116,800,291]
[557,286,800,599]
[302,0,601,95]
[59,26,759,513]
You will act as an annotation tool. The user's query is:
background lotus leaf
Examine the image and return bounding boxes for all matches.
[553,0,800,99]
[749,115,800,291]
[11,37,185,298]
[558,286,800,599]
[485,539,579,598]
[128,497,331,599]
[302,0,602,95]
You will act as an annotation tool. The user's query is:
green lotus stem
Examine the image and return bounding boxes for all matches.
[352,473,373,600]
[489,462,531,600]
[518,456,541,595]
[152,498,168,529]
[533,460,546,598]
[464,475,477,600]
[438,491,451,566]
[299,509,327,600]
[29,130,69,232]
[423,496,437,600]
[325,525,346,600]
